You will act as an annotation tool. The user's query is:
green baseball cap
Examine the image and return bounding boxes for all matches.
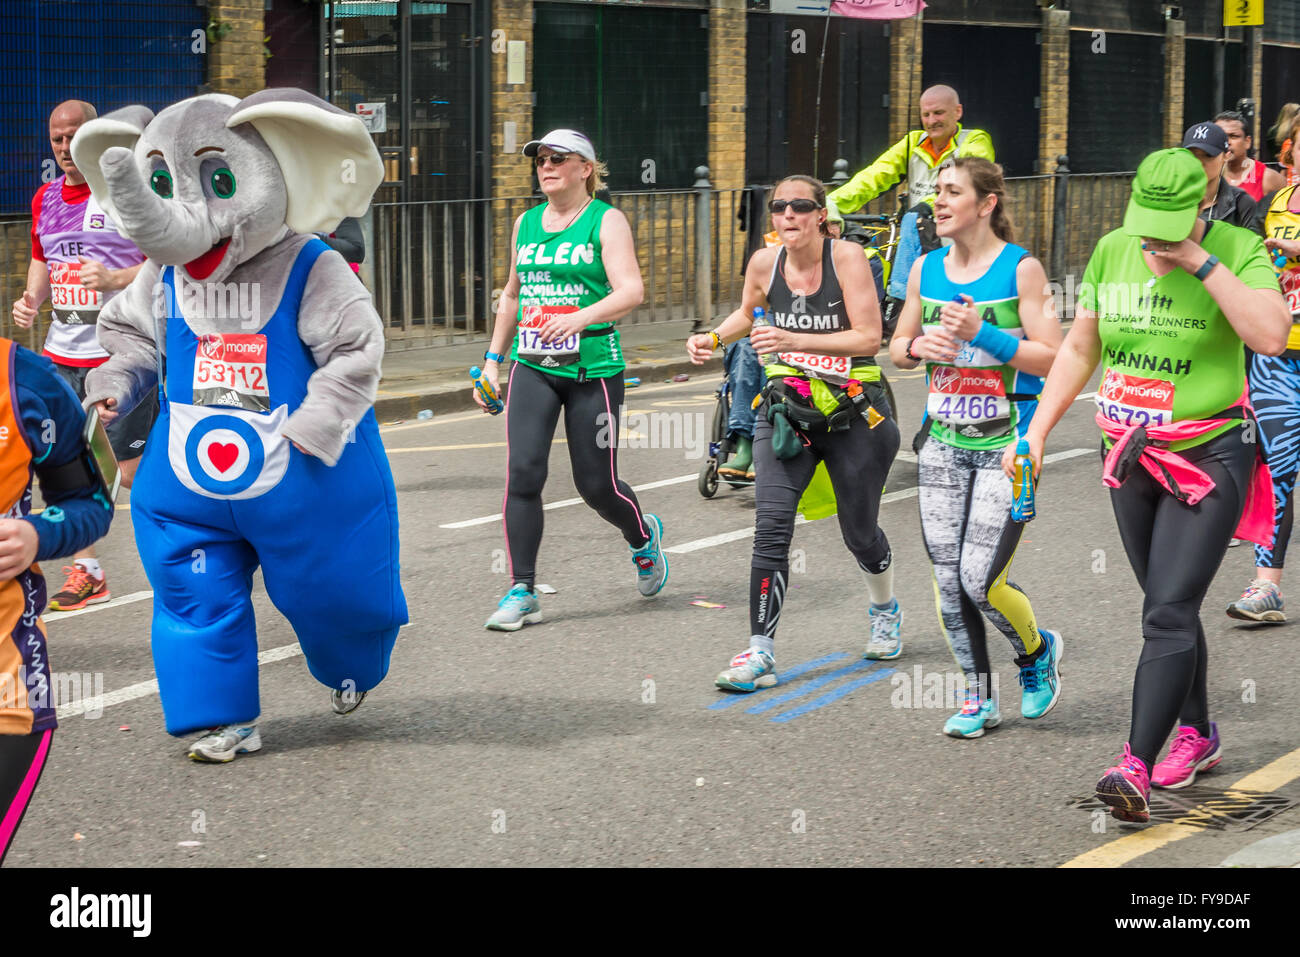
[1122,148,1207,241]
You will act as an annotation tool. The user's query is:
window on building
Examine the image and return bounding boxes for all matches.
[533,4,708,191]
[1068,31,1163,172]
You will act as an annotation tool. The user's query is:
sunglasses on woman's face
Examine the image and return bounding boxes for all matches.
[769,199,821,214]
[535,153,572,168]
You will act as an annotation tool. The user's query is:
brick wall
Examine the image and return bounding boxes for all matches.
[1037,8,1070,268]
[207,0,266,98]
[889,15,923,146]
[1163,18,1187,148]
[489,0,535,296]
[708,0,746,193]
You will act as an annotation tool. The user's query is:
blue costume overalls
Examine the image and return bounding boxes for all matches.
[134,239,407,735]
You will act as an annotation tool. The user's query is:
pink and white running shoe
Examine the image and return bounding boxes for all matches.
[1095,744,1151,823]
[1152,723,1221,789]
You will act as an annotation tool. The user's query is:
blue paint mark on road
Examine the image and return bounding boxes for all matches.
[744,659,878,715]
[770,667,897,723]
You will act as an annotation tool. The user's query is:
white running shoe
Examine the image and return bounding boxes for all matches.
[188,724,261,763]
[865,599,903,659]
[715,648,777,692]
[331,688,367,715]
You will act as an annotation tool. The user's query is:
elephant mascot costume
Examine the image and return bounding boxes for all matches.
[70,89,408,762]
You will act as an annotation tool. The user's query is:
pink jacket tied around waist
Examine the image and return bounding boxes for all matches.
[1096,391,1274,548]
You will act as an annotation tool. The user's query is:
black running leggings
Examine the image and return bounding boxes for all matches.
[504,362,650,588]
[750,387,900,639]
[1108,428,1255,769]
[0,731,53,866]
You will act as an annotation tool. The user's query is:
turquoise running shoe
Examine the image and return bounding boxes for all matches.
[715,648,777,692]
[1018,628,1063,719]
[485,583,543,632]
[943,693,1001,738]
[631,514,669,596]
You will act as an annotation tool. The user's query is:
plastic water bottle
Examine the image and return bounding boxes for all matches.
[1010,438,1036,522]
[470,365,503,415]
[751,306,777,365]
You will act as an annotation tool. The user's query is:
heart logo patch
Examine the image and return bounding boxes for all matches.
[207,442,240,473]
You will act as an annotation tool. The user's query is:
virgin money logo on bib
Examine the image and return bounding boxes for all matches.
[930,367,961,394]
[200,334,225,360]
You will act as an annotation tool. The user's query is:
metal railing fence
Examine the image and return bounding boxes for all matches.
[0,160,1142,349]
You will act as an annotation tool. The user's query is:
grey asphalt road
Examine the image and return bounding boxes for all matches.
[9,359,1299,868]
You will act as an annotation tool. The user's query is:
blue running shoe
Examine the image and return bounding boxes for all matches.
[485,583,543,631]
[715,648,777,692]
[1018,628,1063,719]
[943,693,1001,738]
[631,513,668,596]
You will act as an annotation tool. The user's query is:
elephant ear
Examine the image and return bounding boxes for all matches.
[227,88,384,234]
[69,105,155,222]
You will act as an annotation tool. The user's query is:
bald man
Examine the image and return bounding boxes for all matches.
[830,85,995,215]
[10,100,149,612]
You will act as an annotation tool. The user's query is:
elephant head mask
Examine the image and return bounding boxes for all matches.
[70,89,383,286]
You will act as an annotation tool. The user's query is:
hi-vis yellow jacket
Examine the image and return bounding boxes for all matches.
[829,124,995,213]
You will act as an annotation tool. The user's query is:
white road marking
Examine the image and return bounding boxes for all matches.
[665,448,1094,554]
[55,641,305,720]
[440,472,698,528]
[44,590,154,621]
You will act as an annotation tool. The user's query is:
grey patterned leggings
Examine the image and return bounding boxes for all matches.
[917,438,1044,701]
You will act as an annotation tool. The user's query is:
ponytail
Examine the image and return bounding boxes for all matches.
[946,156,1016,243]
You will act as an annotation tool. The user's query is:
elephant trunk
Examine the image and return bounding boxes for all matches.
[100,146,222,265]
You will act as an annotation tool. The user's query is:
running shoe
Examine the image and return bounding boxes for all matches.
[485,583,543,631]
[864,599,903,660]
[1095,744,1151,823]
[188,724,262,763]
[715,648,777,692]
[1226,579,1285,623]
[1018,628,1063,719]
[48,564,111,612]
[1227,537,1245,547]
[1152,723,1221,790]
[631,513,669,597]
[331,688,367,715]
[943,693,1001,738]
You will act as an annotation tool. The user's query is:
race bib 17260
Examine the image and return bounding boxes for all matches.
[517,304,580,365]
[1095,369,1175,427]
[193,333,270,412]
[926,366,1009,426]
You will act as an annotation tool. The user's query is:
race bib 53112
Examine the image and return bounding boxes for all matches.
[193,333,270,412]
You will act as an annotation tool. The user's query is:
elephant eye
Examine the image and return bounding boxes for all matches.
[211,167,236,199]
[150,169,174,199]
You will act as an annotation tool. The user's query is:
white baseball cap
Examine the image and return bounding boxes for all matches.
[522,129,596,161]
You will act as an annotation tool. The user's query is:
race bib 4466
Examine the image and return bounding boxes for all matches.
[926,366,1009,425]
[1096,369,1174,426]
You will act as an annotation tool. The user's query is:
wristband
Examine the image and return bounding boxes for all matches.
[709,332,722,351]
[970,322,1020,364]
[1194,255,1219,281]
[905,336,922,361]
[484,350,505,363]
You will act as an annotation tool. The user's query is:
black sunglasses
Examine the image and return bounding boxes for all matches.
[535,153,573,168]
[769,199,821,214]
